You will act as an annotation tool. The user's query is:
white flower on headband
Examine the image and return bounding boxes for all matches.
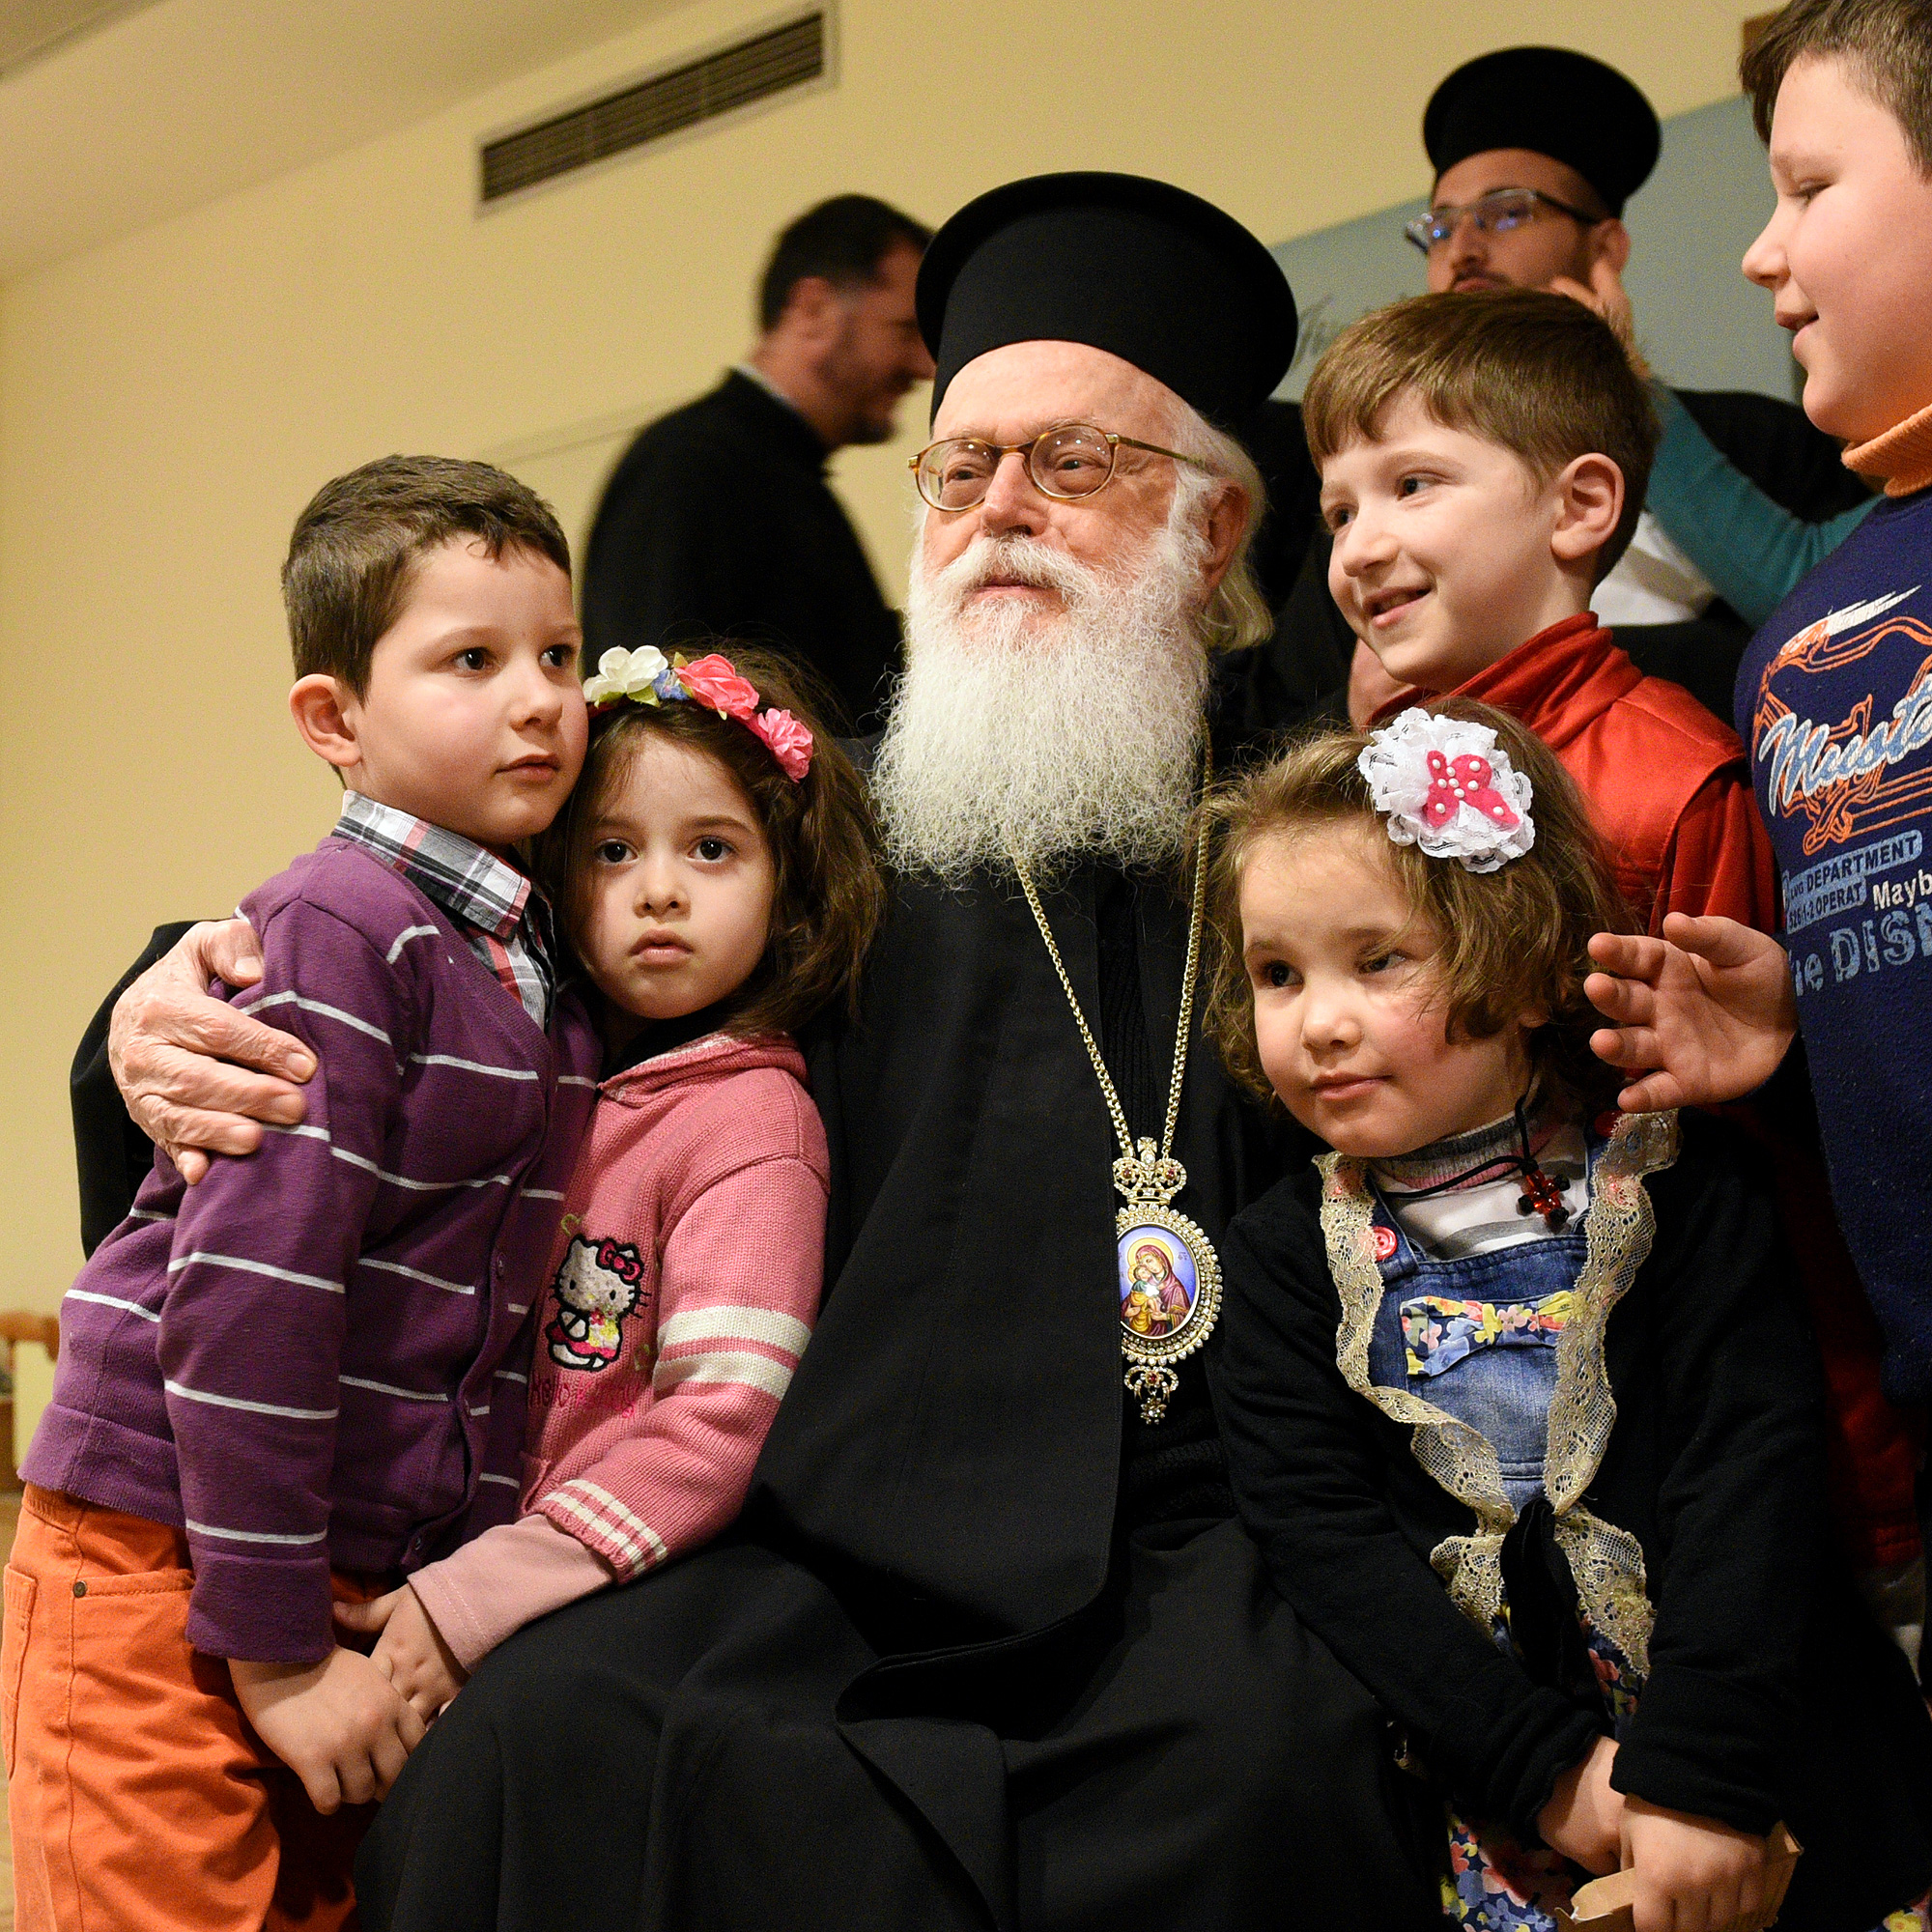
[1356,709,1535,872]
[582,645,669,708]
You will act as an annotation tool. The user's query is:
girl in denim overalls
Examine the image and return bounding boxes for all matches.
[1202,704,1932,1932]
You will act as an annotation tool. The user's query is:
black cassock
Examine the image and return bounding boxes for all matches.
[345,810,1440,1925]
[580,371,902,735]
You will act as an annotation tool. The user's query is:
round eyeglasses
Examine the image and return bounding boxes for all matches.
[1402,186,1605,254]
[908,423,1210,512]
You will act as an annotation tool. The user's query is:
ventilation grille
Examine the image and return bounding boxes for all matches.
[481,13,827,204]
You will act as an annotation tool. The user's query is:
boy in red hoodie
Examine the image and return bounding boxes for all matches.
[1304,287,1775,934]
[1305,290,1924,1637]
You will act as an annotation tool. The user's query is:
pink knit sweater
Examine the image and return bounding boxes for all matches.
[409,1031,826,1669]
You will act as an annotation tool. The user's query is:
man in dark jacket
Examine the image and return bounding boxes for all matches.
[582,194,933,731]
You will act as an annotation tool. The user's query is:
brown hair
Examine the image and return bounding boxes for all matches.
[1200,702,1634,1115]
[284,454,572,696]
[1742,0,1932,176]
[1300,289,1660,578]
[536,645,884,1039]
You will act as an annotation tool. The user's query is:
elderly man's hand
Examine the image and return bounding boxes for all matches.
[109,919,315,1182]
[1585,915,1797,1112]
[1548,257,1648,381]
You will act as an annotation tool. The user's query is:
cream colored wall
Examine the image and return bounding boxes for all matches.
[0,0,1767,1306]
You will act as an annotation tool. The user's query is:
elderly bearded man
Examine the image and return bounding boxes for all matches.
[79,176,1441,1932]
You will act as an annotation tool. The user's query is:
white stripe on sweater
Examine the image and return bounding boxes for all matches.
[164,1378,337,1421]
[407,1053,539,1081]
[185,1518,328,1547]
[478,1471,520,1489]
[237,989,393,1046]
[263,1121,513,1194]
[659,1306,810,1357]
[385,924,440,964]
[543,1482,668,1571]
[64,1288,160,1322]
[327,1144,513,1192]
[651,1350,794,1403]
[167,1251,344,1293]
[358,1256,476,1295]
[128,1207,175,1225]
[340,1375,448,1404]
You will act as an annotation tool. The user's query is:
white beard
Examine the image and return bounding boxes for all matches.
[871,501,1212,884]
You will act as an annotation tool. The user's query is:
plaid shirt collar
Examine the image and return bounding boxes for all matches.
[333,792,556,1021]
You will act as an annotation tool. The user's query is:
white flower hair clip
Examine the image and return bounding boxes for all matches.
[1355,708,1535,872]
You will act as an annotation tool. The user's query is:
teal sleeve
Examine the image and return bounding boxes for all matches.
[1645,384,1876,626]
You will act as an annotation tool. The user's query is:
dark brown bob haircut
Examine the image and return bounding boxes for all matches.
[1301,289,1660,580]
[1742,0,1932,176]
[1200,701,1635,1117]
[537,644,883,1040]
[284,454,571,696]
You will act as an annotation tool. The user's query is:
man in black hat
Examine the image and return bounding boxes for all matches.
[582,194,934,735]
[1297,44,1873,727]
[78,174,1441,1932]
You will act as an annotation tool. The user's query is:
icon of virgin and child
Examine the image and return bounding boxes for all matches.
[1120,1232,1197,1338]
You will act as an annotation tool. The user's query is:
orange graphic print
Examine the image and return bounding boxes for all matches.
[1751,602,1932,860]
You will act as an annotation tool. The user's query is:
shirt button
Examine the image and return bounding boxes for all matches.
[72,1579,87,1599]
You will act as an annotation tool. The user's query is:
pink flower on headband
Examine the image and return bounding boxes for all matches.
[751,707,813,781]
[1356,708,1535,871]
[1423,750,1520,834]
[676,653,761,722]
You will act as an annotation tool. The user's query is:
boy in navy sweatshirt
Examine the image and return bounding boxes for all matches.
[1590,0,1932,1597]
[7,457,599,1932]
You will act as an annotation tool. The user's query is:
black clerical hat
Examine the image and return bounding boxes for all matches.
[917,172,1296,428]
[1423,47,1661,216]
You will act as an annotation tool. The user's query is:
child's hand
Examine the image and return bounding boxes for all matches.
[229,1646,425,1813]
[1619,1795,1768,1932]
[339,1584,469,1722]
[1585,915,1797,1112]
[1536,1735,1622,1875]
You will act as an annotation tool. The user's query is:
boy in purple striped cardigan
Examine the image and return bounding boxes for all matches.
[8,457,601,1932]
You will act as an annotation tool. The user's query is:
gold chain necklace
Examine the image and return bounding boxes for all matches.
[1010,781,1223,1426]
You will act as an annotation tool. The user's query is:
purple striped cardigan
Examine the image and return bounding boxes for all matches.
[26,837,600,1662]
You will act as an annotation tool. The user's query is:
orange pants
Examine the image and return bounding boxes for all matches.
[4,1485,387,1932]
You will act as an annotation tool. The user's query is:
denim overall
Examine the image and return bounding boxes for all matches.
[1362,1196,1583,1515]
[1360,1159,1634,1929]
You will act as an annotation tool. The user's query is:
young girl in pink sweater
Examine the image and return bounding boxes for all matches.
[339,644,882,1707]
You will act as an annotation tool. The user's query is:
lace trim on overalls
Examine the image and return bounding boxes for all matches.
[1318,1108,1679,1675]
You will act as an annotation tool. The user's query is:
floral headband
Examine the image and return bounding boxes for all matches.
[582,647,813,782]
[1355,708,1535,872]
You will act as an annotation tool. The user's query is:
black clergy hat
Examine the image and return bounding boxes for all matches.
[1423,47,1662,216]
[917,172,1296,428]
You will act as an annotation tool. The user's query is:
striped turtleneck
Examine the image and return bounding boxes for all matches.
[1370,1103,1589,1260]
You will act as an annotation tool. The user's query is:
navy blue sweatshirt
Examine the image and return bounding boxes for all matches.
[1736,481,1932,1402]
